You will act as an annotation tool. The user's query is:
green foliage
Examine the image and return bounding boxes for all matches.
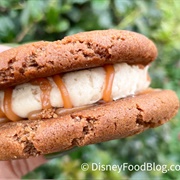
[0,0,179,179]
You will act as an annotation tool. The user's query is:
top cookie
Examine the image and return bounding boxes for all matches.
[0,29,157,89]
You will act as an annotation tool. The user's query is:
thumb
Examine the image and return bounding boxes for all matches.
[0,45,11,53]
[0,156,47,179]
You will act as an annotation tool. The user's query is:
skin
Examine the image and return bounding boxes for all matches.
[0,156,47,179]
[0,45,47,179]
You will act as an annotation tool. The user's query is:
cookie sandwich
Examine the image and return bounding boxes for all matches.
[0,30,179,160]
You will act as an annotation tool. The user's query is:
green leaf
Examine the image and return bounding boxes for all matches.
[20,0,47,27]
[0,16,15,40]
[56,19,70,32]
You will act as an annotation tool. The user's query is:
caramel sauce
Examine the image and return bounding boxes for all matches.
[55,104,93,116]
[28,104,93,120]
[52,75,72,108]
[28,109,43,120]
[102,65,115,102]
[1,64,148,122]
[0,108,9,123]
[31,78,52,109]
[3,88,21,121]
[0,117,9,123]
[0,107,5,118]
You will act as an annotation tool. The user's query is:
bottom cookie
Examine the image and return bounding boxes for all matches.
[0,89,179,160]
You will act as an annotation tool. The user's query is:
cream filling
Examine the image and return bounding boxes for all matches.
[0,63,150,118]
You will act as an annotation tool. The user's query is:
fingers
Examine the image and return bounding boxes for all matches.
[0,45,11,53]
[0,45,47,178]
[0,156,47,179]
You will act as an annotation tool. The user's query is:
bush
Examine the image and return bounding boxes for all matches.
[0,0,179,179]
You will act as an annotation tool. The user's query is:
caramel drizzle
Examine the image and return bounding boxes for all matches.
[1,65,116,122]
[52,75,72,108]
[0,107,5,117]
[31,78,52,109]
[3,88,21,121]
[0,105,8,123]
[102,65,115,102]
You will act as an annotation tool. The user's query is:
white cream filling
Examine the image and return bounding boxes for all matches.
[0,63,150,118]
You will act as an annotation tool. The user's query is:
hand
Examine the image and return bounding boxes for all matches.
[0,45,47,179]
[0,156,47,179]
[0,45,11,52]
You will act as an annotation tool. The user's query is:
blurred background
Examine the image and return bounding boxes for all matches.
[0,0,179,179]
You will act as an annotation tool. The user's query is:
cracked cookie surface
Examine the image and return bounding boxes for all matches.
[0,89,178,160]
[0,30,157,89]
